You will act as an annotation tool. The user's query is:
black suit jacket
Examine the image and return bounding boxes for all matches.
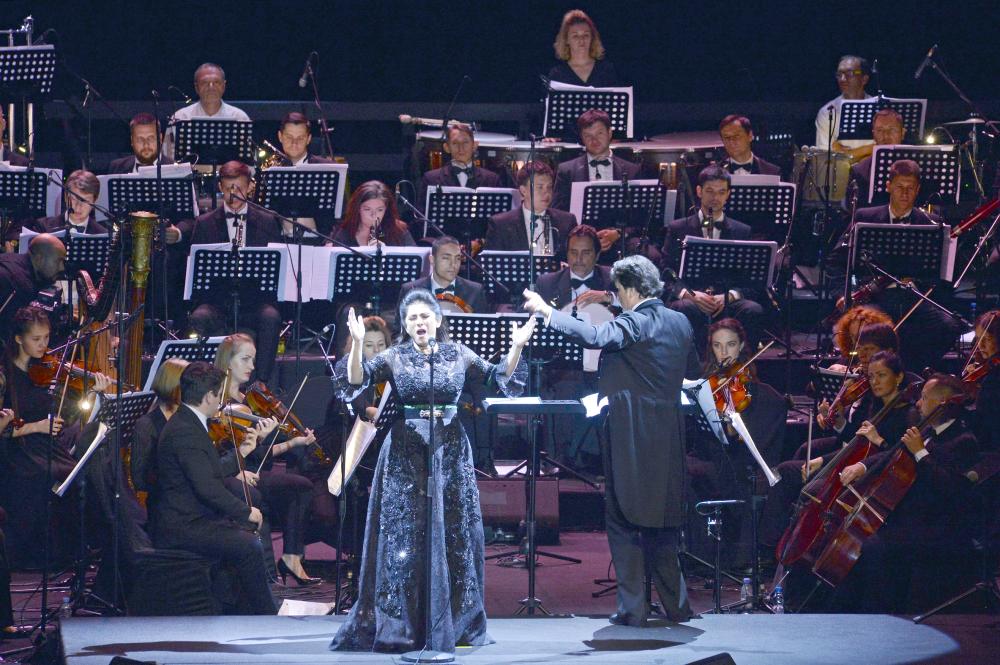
[553,154,642,212]
[107,155,139,174]
[31,215,108,235]
[152,405,252,536]
[660,213,754,299]
[418,164,503,212]
[849,156,877,205]
[484,208,577,256]
[548,299,700,527]
[0,253,50,340]
[536,264,614,311]
[398,275,489,313]
[723,156,782,178]
[176,205,283,248]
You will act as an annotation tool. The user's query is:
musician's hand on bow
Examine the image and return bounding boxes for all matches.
[857,420,885,446]
[801,456,824,482]
[839,462,866,485]
[521,289,552,320]
[346,307,366,346]
[575,289,610,307]
[902,426,926,455]
[596,228,620,252]
[238,470,259,487]
[510,315,537,348]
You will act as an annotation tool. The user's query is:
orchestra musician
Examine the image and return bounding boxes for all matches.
[31,170,108,235]
[329,180,416,248]
[485,161,577,256]
[969,309,1000,452]
[547,9,620,87]
[661,165,763,355]
[107,112,161,174]
[417,123,501,213]
[170,160,283,383]
[718,115,782,177]
[0,234,66,342]
[815,55,875,161]
[828,374,979,613]
[0,106,28,166]
[164,63,251,161]
[151,361,276,615]
[272,111,335,239]
[830,305,893,364]
[849,108,906,205]
[399,235,488,314]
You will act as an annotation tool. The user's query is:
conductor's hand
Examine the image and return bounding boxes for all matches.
[247,506,263,529]
[596,228,620,252]
[164,224,181,244]
[521,289,552,320]
[510,315,537,348]
[346,307,366,346]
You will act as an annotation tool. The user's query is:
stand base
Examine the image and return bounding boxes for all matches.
[913,580,1000,623]
[400,649,456,663]
[515,596,553,617]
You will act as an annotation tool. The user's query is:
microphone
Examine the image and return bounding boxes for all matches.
[320,322,336,335]
[168,85,192,105]
[702,207,714,228]
[298,51,317,88]
[398,114,446,127]
[914,44,937,80]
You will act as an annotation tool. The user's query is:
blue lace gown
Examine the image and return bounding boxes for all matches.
[329,341,526,653]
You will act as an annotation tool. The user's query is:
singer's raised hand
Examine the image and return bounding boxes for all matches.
[510,315,537,348]
[346,307,366,345]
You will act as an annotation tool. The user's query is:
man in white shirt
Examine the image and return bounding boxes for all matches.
[815,55,875,161]
[165,63,251,162]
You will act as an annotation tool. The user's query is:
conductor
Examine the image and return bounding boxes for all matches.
[523,255,699,626]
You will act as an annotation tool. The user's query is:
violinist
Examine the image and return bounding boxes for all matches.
[829,374,979,613]
[214,333,320,585]
[969,309,1000,451]
[830,305,892,366]
[152,362,275,615]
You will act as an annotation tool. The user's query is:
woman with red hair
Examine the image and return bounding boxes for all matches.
[330,180,415,248]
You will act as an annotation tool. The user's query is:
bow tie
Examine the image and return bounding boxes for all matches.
[434,285,456,295]
[728,161,753,172]
[571,276,601,290]
[589,158,611,168]
[226,212,247,226]
[702,219,726,230]
[891,215,911,224]
[451,165,473,177]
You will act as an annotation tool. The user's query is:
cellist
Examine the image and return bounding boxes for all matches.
[828,374,979,613]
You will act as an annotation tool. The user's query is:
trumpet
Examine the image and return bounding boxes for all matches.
[256,140,290,169]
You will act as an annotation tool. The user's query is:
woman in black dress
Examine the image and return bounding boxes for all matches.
[548,9,620,87]
[328,180,416,248]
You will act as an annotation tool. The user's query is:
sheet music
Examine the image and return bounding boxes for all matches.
[328,385,394,497]
[580,392,608,418]
[53,422,109,497]
[545,80,635,137]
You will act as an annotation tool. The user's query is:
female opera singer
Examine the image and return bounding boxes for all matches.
[330,289,533,654]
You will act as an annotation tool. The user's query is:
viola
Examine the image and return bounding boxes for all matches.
[27,352,137,394]
[961,355,1000,398]
[819,375,870,429]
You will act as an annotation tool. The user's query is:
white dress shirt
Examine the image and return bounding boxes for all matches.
[224,203,249,247]
[815,94,876,150]
[522,206,554,256]
[586,151,613,181]
[183,402,210,431]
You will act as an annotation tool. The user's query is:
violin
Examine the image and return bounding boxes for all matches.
[435,292,472,313]
[245,380,331,468]
[206,403,258,449]
[27,352,137,394]
[962,355,1000,397]
[707,341,774,416]
[822,275,893,327]
[820,376,871,429]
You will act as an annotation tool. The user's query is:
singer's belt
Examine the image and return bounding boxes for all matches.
[403,404,457,420]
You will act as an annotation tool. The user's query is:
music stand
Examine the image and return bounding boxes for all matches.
[569,179,668,238]
[0,43,56,96]
[839,98,927,142]
[869,144,961,204]
[0,168,47,226]
[327,249,426,306]
[726,177,797,240]
[424,186,517,240]
[91,391,158,442]
[483,397,586,616]
[174,118,254,208]
[848,223,954,284]
[477,251,561,304]
[543,81,634,139]
[20,228,110,279]
[142,336,227,391]
[811,366,862,403]
[106,174,197,222]
[679,238,778,302]
[185,245,286,331]
[258,165,347,219]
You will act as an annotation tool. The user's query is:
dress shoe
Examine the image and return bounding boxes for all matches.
[277,558,322,586]
[608,612,645,627]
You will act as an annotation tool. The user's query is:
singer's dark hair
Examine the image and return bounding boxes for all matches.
[516,161,555,187]
[446,123,475,143]
[718,115,753,134]
[129,112,159,131]
[697,165,731,188]
[431,235,461,256]
[888,159,920,182]
[867,350,904,377]
[857,322,899,352]
[568,224,600,254]
[340,180,409,245]
[838,55,871,77]
[179,361,225,407]
[577,109,611,133]
[398,289,450,344]
[218,160,251,180]
[279,111,311,132]
[610,255,663,299]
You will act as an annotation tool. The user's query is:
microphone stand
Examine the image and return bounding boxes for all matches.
[304,54,335,159]
[864,258,971,329]
[151,89,171,349]
[438,75,471,143]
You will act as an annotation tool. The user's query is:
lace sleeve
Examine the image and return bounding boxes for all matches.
[459,343,527,398]
[332,349,393,402]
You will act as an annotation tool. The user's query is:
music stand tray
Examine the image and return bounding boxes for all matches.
[839,98,927,142]
[679,237,778,296]
[143,336,227,391]
[174,118,255,165]
[477,251,561,302]
[869,144,961,204]
[569,179,668,230]
[544,81,634,139]
[849,222,956,283]
[424,186,518,239]
[0,44,57,99]
[258,164,348,219]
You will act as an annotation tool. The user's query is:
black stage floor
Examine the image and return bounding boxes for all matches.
[58,613,982,665]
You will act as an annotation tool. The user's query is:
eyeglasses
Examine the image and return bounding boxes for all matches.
[835,69,864,81]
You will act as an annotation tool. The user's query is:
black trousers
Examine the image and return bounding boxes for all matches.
[257,467,313,556]
[669,297,764,359]
[0,523,12,628]
[188,301,281,382]
[605,487,692,622]
[155,520,276,616]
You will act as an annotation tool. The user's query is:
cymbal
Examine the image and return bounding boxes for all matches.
[941,118,995,126]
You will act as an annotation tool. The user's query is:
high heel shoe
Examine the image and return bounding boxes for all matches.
[277,558,322,586]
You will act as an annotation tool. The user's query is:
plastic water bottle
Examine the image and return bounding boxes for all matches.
[58,595,73,619]
[773,586,785,614]
[740,577,752,604]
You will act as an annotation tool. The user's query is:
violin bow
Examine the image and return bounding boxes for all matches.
[254,374,310,475]
[710,340,775,397]
[962,311,996,375]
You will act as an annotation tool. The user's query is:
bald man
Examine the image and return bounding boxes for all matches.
[0,234,66,339]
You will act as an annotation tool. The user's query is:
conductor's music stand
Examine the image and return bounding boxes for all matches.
[869,144,961,204]
[142,336,227,391]
[839,98,927,142]
[477,251,561,304]
[174,118,254,208]
[543,83,634,139]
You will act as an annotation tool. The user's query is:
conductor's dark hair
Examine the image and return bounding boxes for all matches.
[179,361,225,407]
[577,109,611,133]
[697,165,731,188]
[719,114,753,134]
[431,235,461,257]
[398,289,450,343]
[279,111,310,132]
[610,255,663,299]
[926,373,965,399]
[568,224,601,254]
[857,322,899,352]
[838,55,872,77]
[868,350,904,376]
[889,159,921,182]
[516,161,555,187]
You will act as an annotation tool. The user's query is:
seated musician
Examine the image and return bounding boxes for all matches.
[399,235,488,314]
[718,115,782,177]
[834,159,962,372]
[547,9,620,87]
[485,161,577,256]
[661,165,763,355]
[108,112,161,174]
[849,108,905,205]
[329,180,416,248]
[152,361,276,614]
[537,224,616,470]
[165,63,251,161]
[830,374,979,613]
[815,55,875,162]
[830,305,893,365]
[969,309,1000,452]
[171,160,283,383]
[0,106,28,166]
[271,111,336,240]
[32,170,108,235]
[0,234,65,342]
[417,122,501,213]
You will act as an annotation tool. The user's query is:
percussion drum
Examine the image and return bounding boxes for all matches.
[792,148,852,207]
